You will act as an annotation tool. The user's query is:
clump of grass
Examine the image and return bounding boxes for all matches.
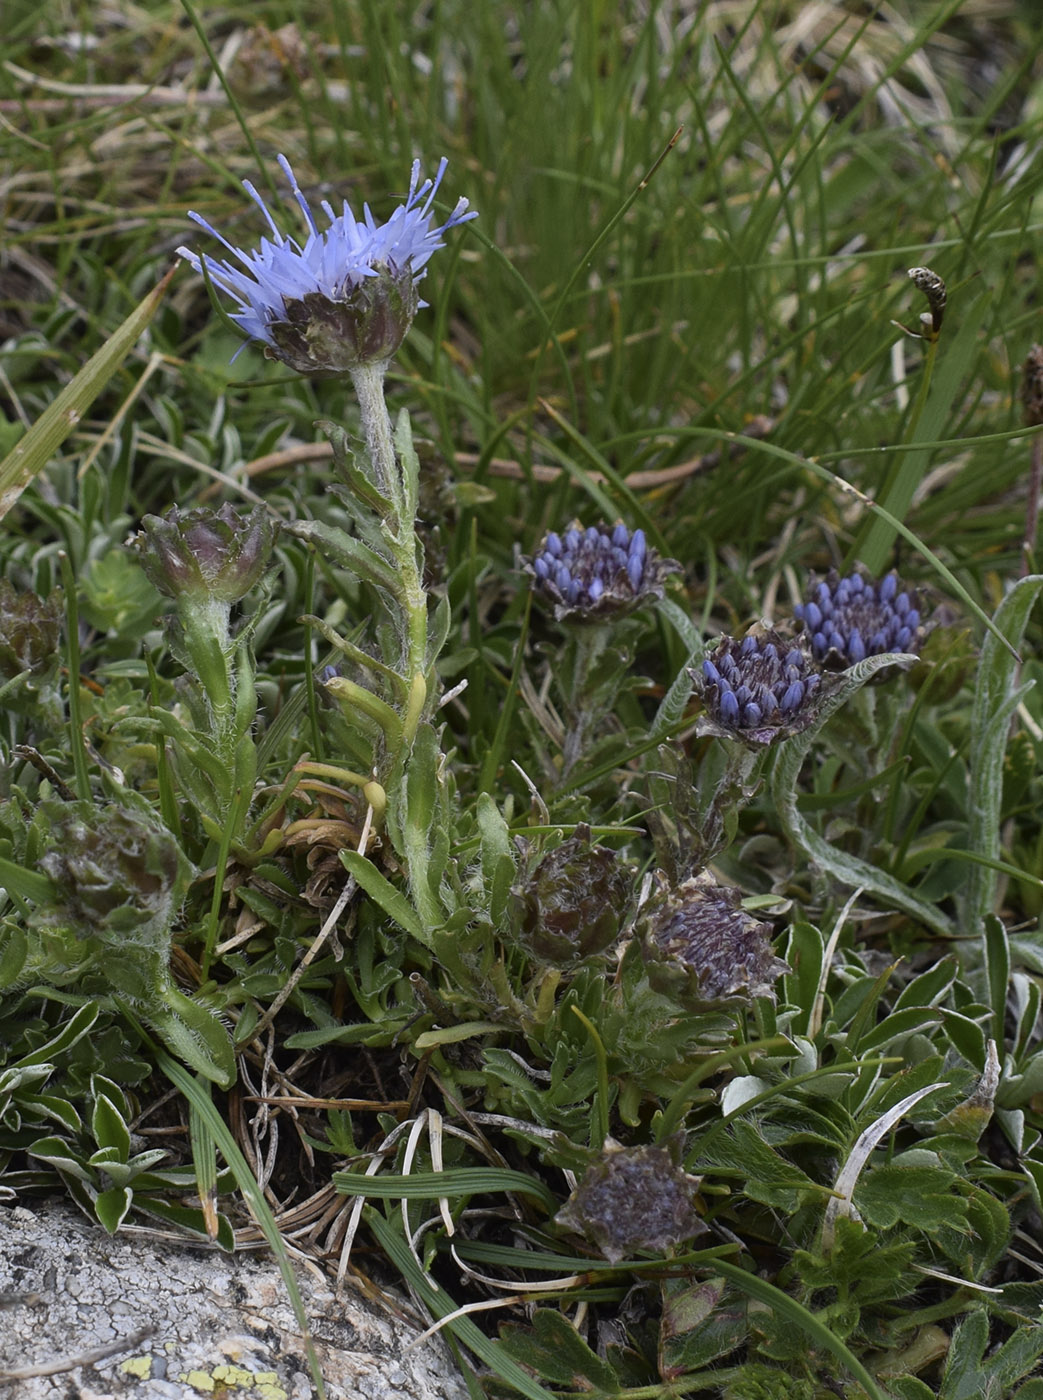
[3,3,1043,1398]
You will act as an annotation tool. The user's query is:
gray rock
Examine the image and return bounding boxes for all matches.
[0,1201,469,1400]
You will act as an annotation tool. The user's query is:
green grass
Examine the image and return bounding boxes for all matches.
[3,2,1043,1397]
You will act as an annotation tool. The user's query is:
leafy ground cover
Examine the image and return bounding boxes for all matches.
[3,1,1043,1396]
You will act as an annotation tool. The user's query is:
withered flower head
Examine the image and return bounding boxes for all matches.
[512,823,632,965]
[794,568,924,669]
[695,630,821,746]
[638,871,788,1009]
[525,522,679,624]
[556,1139,706,1263]
[137,503,275,605]
[908,266,946,338]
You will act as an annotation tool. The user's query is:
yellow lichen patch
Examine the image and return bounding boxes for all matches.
[212,1365,256,1386]
[180,1371,217,1393]
[118,1356,153,1379]
[174,1363,288,1398]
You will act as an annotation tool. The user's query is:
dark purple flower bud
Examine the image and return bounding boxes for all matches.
[637,871,789,1010]
[512,824,632,965]
[137,503,275,605]
[555,1140,706,1263]
[35,797,190,946]
[0,582,62,680]
[524,520,679,624]
[794,567,927,669]
[693,629,823,745]
[1023,345,1043,428]
[780,679,805,713]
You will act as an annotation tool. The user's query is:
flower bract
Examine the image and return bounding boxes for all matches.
[177,156,477,372]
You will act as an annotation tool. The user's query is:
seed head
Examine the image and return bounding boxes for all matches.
[908,266,946,338]
[555,1140,706,1263]
[638,871,788,1009]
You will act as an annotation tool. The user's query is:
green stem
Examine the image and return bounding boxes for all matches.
[561,622,611,777]
[349,361,397,502]
[59,551,92,801]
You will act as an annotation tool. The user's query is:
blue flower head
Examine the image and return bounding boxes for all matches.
[794,569,925,669]
[525,522,679,624]
[176,156,477,374]
[694,629,826,746]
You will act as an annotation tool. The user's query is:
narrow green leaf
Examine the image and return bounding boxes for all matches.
[0,268,174,518]
[366,1208,559,1400]
[965,574,1043,939]
[333,1166,558,1215]
[15,1001,99,1068]
[984,914,1011,1050]
[339,849,425,941]
[476,793,515,925]
[156,1051,327,1400]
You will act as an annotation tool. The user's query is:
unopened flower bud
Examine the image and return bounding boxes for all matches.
[512,824,631,964]
[694,629,822,746]
[137,503,275,605]
[0,581,62,680]
[794,568,925,669]
[525,521,679,624]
